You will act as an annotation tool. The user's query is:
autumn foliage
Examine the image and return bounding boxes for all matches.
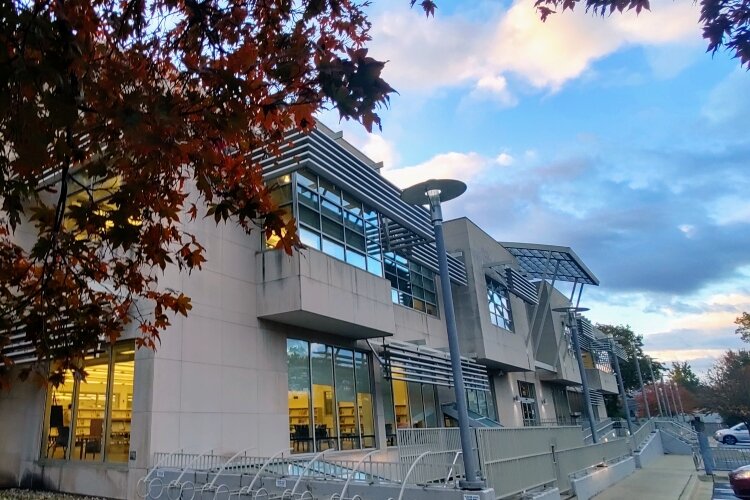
[0,0,394,386]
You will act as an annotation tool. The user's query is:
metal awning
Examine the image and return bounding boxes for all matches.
[256,123,468,285]
[482,264,539,305]
[592,337,628,361]
[499,242,599,286]
[380,341,490,391]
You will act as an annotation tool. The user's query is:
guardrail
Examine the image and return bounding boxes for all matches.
[630,420,656,451]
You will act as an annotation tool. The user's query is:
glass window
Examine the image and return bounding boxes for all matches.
[72,353,110,462]
[43,372,75,460]
[288,340,375,453]
[291,171,384,274]
[299,205,321,230]
[354,352,375,449]
[311,343,337,451]
[288,339,313,453]
[408,382,425,428]
[392,378,410,430]
[384,252,438,316]
[423,385,438,428]
[299,227,321,250]
[518,381,539,427]
[486,276,514,332]
[335,348,358,450]
[382,376,397,446]
[322,237,345,261]
[345,249,367,271]
[42,341,135,463]
[106,344,134,462]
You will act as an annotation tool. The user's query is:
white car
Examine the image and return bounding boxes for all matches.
[715,423,750,445]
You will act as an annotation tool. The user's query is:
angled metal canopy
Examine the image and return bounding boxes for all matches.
[498,242,599,286]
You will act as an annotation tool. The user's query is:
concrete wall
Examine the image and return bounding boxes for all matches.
[570,456,636,500]
[443,218,532,372]
[634,430,664,468]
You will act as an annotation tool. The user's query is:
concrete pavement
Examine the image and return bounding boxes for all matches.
[589,455,713,500]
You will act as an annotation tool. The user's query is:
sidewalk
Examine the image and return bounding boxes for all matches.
[590,455,714,500]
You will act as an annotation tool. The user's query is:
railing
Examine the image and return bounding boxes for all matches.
[709,446,750,471]
[630,420,656,451]
[554,438,632,493]
[655,420,697,444]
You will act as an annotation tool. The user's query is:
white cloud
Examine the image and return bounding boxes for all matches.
[678,224,697,238]
[382,152,489,189]
[370,0,701,94]
[496,152,514,166]
[359,133,399,168]
[470,75,518,107]
[702,68,750,125]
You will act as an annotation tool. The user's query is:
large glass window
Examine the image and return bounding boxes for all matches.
[290,170,383,276]
[384,252,439,316]
[486,276,514,331]
[385,377,441,437]
[42,341,135,462]
[287,339,374,453]
[266,170,440,317]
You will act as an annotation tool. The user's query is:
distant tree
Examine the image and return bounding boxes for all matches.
[672,361,701,392]
[736,313,750,343]
[702,350,750,429]
[0,0,394,388]
[596,324,665,390]
[533,0,750,68]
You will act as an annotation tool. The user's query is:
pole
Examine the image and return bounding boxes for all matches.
[667,380,680,417]
[647,359,664,417]
[661,375,673,417]
[674,381,685,415]
[611,346,634,435]
[427,191,484,489]
[569,310,598,443]
[633,352,650,419]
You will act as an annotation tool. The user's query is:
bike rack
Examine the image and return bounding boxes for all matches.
[204,448,259,500]
[388,450,451,500]
[136,449,184,498]
[333,449,382,500]
[442,451,462,488]
[165,450,215,500]
[229,449,292,499]
[288,449,328,499]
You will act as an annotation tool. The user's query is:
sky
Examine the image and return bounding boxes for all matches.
[317,0,750,376]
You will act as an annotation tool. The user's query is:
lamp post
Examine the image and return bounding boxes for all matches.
[633,351,650,419]
[647,359,664,417]
[668,380,680,418]
[401,179,484,490]
[674,381,685,415]
[660,375,673,417]
[553,306,598,443]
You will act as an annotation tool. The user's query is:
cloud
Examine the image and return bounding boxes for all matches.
[469,75,518,107]
[382,151,489,189]
[369,0,702,95]
[702,68,750,126]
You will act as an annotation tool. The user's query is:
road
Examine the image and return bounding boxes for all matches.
[713,480,739,499]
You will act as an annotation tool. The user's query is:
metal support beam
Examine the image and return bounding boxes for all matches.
[612,350,634,435]
[634,353,650,418]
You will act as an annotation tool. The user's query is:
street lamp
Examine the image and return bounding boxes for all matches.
[552,306,598,443]
[633,350,650,419]
[401,179,484,490]
[647,358,664,417]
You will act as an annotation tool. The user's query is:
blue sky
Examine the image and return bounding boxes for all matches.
[318,0,750,375]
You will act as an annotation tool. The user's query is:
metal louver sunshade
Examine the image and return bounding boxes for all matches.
[382,341,490,391]
[505,268,539,305]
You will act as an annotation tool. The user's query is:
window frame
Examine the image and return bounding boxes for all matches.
[486,275,514,332]
[41,341,135,464]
